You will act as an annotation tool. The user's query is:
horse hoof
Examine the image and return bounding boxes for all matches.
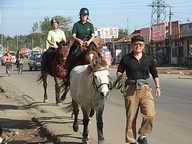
[73,123,79,132]
[98,138,105,144]
[82,137,89,144]
[43,99,48,103]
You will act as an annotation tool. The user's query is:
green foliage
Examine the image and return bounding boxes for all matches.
[118,29,129,39]
[39,16,72,37]
[0,16,72,50]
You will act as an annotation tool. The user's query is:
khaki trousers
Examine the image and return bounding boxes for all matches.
[124,85,155,143]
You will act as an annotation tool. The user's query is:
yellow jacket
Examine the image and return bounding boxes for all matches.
[46,29,66,49]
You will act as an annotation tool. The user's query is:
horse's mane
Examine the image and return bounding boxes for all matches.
[92,37,105,49]
[68,36,104,50]
[89,55,108,72]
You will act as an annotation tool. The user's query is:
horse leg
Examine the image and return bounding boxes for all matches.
[96,104,105,144]
[54,77,61,104]
[72,100,79,132]
[42,72,48,103]
[20,64,23,75]
[60,82,69,101]
[82,108,90,143]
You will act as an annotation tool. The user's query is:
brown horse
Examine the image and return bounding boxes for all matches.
[38,41,70,104]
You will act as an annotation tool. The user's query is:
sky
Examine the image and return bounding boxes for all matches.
[0,0,192,36]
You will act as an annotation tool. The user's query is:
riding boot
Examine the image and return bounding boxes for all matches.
[41,52,47,72]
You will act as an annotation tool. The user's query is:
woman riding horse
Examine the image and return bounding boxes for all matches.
[42,18,67,72]
[39,18,68,104]
[66,8,96,74]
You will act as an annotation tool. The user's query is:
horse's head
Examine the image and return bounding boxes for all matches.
[56,41,69,64]
[88,50,107,68]
[88,54,110,98]
[91,67,110,98]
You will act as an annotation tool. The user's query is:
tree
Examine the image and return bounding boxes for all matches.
[32,22,39,32]
[40,17,51,34]
[27,33,46,48]
[39,16,72,37]
[118,29,129,39]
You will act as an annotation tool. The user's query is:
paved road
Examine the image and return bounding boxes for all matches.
[0,65,192,144]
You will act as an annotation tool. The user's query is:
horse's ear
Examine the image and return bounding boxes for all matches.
[101,57,108,67]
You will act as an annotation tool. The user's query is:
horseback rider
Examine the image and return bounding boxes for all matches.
[66,8,95,73]
[16,48,24,68]
[42,18,67,72]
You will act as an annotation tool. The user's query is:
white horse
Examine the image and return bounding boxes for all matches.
[70,61,110,144]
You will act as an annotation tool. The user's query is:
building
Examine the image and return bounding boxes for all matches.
[106,37,131,64]
[95,27,119,43]
[131,21,182,65]
[180,23,192,66]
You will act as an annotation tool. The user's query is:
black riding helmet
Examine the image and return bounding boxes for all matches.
[79,8,89,16]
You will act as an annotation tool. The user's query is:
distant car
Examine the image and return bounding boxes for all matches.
[28,54,42,71]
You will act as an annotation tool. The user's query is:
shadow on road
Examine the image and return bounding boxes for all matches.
[0,118,35,130]
[38,116,72,120]
[22,102,64,109]
[60,142,82,144]
[55,134,82,144]
[0,104,19,110]
[7,140,50,144]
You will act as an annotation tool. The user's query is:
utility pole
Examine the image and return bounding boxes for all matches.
[168,6,173,64]
[148,0,169,63]
[112,36,115,64]
[16,35,19,50]
[31,34,33,49]
[149,0,167,25]
[126,18,129,36]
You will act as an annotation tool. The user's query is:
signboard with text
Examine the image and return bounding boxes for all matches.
[151,23,166,42]
[95,27,119,39]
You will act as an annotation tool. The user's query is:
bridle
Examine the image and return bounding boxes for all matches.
[92,68,110,92]
[56,45,69,64]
